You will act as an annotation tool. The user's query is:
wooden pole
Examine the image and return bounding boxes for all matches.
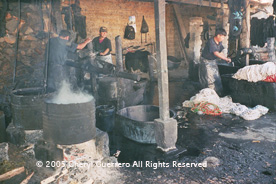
[240,0,250,66]
[154,0,170,120]
[154,0,177,152]
[115,36,125,110]
[115,36,123,72]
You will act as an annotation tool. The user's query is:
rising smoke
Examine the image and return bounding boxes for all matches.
[50,80,93,104]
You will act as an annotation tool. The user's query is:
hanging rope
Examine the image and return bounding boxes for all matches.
[191,102,222,116]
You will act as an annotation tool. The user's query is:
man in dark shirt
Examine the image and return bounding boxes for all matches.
[199,28,231,96]
[92,27,112,67]
[46,30,92,91]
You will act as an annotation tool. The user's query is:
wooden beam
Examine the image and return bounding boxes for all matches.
[167,0,227,8]
[130,0,228,9]
[154,0,170,120]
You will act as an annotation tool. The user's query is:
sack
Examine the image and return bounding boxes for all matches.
[124,24,135,40]
[140,16,149,33]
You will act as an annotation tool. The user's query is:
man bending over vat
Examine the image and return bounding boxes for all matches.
[199,28,231,96]
[46,30,92,92]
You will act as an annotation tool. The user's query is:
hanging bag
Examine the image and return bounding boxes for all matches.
[140,16,149,43]
[124,24,135,40]
[140,16,149,33]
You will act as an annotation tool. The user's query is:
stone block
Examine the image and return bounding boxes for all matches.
[6,123,25,146]
[0,142,9,162]
[95,128,110,158]
[154,118,177,152]
[34,140,63,167]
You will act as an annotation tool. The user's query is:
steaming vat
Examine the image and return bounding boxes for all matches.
[43,98,96,145]
[116,105,176,144]
[11,87,52,130]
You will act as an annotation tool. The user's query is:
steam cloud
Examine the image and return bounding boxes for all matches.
[50,80,93,104]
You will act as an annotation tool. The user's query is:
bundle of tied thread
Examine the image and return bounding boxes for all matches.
[183,88,269,120]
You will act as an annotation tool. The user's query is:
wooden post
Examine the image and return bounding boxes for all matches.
[188,17,203,81]
[115,36,125,110]
[222,8,230,56]
[154,0,170,120]
[154,0,177,152]
[115,36,123,72]
[240,0,250,65]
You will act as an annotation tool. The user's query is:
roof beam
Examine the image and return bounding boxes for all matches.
[130,0,228,9]
[167,0,227,9]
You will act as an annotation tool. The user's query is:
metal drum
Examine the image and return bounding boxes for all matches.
[43,98,96,145]
[11,87,52,130]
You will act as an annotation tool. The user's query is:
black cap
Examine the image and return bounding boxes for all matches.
[99,26,107,32]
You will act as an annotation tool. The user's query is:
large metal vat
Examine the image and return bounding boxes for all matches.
[11,87,52,130]
[117,105,176,144]
[43,98,96,145]
[221,74,276,111]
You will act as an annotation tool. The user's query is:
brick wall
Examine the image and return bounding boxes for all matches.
[77,0,188,60]
[79,0,156,52]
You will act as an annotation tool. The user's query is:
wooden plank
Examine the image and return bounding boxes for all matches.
[154,0,170,120]
[40,168,68,184]
[20,172,34,184]
[173,4,189,65]
[0,167,25,182]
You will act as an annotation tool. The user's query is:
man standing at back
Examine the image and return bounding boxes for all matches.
[199,28,231,96]
[46,30,92,92]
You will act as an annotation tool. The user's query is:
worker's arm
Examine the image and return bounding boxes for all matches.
[77,38,92,50]
[100,48,110,56]
[214,51,231,63]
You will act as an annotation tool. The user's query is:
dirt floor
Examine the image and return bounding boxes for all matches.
[1,66,276,184]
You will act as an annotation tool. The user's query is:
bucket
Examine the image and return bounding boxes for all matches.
[0,111,6,142]
[43,98,96,145]
[96,105,115,132]
[11,87,52,130]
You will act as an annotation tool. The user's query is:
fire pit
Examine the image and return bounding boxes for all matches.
[117,105,176,144]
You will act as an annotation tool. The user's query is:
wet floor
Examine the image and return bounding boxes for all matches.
[114,78,276,183]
